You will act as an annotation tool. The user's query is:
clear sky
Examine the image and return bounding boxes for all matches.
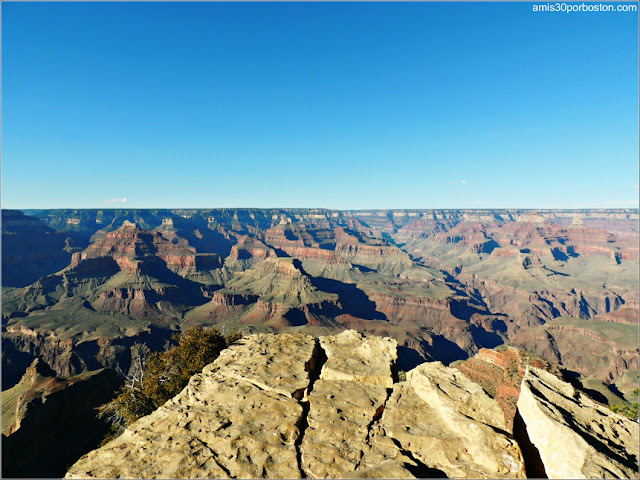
[2,1,638,210]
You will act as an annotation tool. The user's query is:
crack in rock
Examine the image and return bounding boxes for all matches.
[354,387,394,471]
[191,438,233,477]
[294,338,328,478]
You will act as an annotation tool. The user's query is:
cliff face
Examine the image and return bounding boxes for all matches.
[1,359,123,478]
[1,210,79,287]
[65,330,637,479]
[516,367,639,479]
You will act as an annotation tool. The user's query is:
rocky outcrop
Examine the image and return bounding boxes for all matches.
[300,331,400,477]
[1,359,123,478]
[516,367,639,479]
[455,346,561,432]
[317,329,396,387]
[229,236,276,260]
[211,291,259,306]
[380,362,526,479]
[66,331,527,479]
[279,246,346,264]
[66,332,318,479]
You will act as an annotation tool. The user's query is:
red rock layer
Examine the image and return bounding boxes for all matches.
[456,347,559,432]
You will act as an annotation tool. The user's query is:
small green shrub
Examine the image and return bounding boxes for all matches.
[609,401,639,420]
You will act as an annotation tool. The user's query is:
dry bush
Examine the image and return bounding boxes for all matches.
[98,326,241,443]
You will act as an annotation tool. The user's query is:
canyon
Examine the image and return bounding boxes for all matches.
[2,208,637,399]
[1,207,638,477]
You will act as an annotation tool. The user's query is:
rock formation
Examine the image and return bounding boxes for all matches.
[1,210,78,287]
[66,332,318,479]
[516,366,639,479]
[1,359,123,478]
[67,331,529,478]
[64,331,640,479]
[3,208,638,415]
[454,346,561,431]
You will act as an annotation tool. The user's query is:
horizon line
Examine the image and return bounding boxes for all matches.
[5,207,639,212]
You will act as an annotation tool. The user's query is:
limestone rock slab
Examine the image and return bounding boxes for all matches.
[66,333,318,479]
[301,380,390,478]
[209,332,318,398]
[319,329,397,387]
[381,362,526,479]
[299,330,421,479]
[517,366,639,479]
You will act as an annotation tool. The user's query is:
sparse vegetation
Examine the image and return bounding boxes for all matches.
[506,358,519,380]
[97,326,242,444]
[609,388,639,420]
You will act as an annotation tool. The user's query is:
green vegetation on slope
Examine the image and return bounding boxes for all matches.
[610,387,639,420]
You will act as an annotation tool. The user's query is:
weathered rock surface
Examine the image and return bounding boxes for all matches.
[301,330,403,478]
[302,332,527,479]
[66,331,533,479]
[66,332,318,479]
[516,366,639,479]
[381,362,526,479]
[318,329,397,387]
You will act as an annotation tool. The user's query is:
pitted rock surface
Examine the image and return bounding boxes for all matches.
[66,333,316,479]
[318,330,397,387]
[301,379,390,478]
[301,330,399,478]
[203,332,318,398]
[517,366,639,479]
[64,332,635,479]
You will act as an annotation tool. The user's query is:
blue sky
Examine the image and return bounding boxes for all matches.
[2,2,638,210]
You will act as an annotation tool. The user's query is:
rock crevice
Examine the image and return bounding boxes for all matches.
[295,338,328,477]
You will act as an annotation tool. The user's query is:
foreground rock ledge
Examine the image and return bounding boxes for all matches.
[66,331,526,478]
[381,362,526,479]
[66,333,316,479]
[517,366,639,479]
